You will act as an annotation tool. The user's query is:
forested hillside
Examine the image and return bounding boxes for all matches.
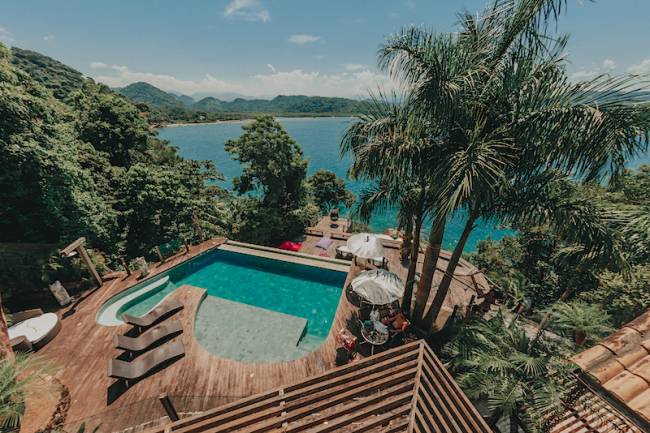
[117,81,367,121]
[0,43,228,301]
[118,82,192,108]
[10,47,86,99]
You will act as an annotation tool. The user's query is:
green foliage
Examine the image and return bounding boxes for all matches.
[444,311,572,432]
[0,354,52,431]
[585,266,650,327]
[307,169,355,213]
[69,84,151,168]
[469,166,650,326]
[1,42,229,284]
[9,47,85,100]
[117,82,189,109]
[546,301,613,346]
[226,116,318,244]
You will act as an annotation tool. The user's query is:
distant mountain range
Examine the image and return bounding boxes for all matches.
[116,82,367,115]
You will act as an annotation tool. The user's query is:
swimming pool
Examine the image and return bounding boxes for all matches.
[96,246,348,362]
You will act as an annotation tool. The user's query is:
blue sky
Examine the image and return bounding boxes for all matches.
[2,0,650,98]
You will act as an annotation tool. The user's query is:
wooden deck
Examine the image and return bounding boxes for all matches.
[29,228,491,432]
[32,238,360,432]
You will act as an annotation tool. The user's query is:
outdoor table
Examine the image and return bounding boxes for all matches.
[360,326,389,355]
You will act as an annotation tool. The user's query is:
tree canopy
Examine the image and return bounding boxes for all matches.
[307,169,355,213]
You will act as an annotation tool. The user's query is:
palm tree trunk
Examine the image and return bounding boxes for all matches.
[423,212,477,331]
[509,414,519,433]
[413,217,446,323]
[532,286,573,345]
[0,294,13,360]
[403,211,424,316]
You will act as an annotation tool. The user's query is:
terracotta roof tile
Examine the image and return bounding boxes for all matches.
[570,308,650,429]
[572,344,614,371]
[628,389,650,422]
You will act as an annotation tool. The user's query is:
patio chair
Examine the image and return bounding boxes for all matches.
[108,341,185,383]
[122,300,183,332]
[114,320,183,354]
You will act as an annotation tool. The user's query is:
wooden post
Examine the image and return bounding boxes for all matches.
[119,257,132,276]
[77,246,103,287]
[159,393,179,422]
[156,246,165,264]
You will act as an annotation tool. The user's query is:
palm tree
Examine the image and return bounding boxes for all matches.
[546,301,613,346]
[379,0,650,330]
[444,310,573,432]
[0,354,51,431]
[342,94,439,315]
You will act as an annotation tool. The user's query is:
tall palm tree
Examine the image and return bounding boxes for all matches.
[379,0,650,330]
[342,94,439,315]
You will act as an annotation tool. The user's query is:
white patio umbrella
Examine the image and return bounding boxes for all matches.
[346,233,385,260]
[351,269,404,305]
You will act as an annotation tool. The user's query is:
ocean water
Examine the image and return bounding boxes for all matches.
[158,117,649,252]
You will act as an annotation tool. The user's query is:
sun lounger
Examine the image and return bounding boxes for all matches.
[122,300,183,331]
[108,341,185,382]
[113,320,183,353]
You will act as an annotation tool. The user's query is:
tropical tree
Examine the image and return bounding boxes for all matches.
[226,116,318,244]
[307,169,355,214]
[342,94,439,315]
[444,311,572,432]
[378,0,650,330]
[545,301,613,346]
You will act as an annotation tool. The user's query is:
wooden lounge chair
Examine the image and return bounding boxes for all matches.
[113,320,183,353]
[122,300,183,332]
[108,341,185,382]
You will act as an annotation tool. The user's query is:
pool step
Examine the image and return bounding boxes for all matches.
[195,297,311,363]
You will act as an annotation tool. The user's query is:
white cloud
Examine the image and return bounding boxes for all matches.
[224,0,270,22]
[252,68,396,98]
[314,55,325,60]
[90,63,395,99]
[43,35,55,42]
[344,64,366,71]
[602,58,616,70]
[628,59,650,75]
[89,62,108,69]
[111,65,128,72]
[570,70,598,80]
[266,63,276,73]
[288,34,320,44]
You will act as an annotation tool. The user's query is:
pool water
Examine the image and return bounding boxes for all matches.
[97,248,347,361]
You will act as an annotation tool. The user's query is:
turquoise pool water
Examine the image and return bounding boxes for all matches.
[98,248,346,351]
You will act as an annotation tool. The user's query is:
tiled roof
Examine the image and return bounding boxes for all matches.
[145,340,493,433]
[571,308,650,429]
[550,375,643,433]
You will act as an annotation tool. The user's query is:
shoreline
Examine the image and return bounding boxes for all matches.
[156,115,357,129]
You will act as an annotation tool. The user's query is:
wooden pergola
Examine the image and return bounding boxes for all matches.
[59,237,102,287]
[145,340,493,433]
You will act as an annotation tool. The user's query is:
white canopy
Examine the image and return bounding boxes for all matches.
[351,269,404,305]
[346,233,385,260]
